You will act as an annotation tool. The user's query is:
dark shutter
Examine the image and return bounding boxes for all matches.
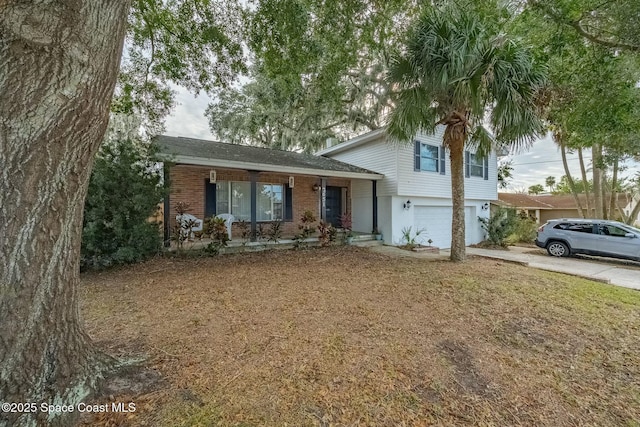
[204,180,217,218]
[440,145,446,175]
[483,155,489,180]
[464,151,470,178]
[285,185,293,221]
[414,140,421,171]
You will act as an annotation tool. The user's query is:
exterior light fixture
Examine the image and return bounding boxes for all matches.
[403,200,412,210]
[312,183,320,192]
[482,202,490,211]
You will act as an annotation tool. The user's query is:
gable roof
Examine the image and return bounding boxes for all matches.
[155,135,384,180]
[498,193,632,210]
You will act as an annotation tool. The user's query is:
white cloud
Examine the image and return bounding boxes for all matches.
[164,85,215,140]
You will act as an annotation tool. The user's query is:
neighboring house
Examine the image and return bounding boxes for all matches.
[155,135,383,244]
[498,193,640,225]
[317,127,498,248]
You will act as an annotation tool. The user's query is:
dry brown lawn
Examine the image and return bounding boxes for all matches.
[80,246,640,426]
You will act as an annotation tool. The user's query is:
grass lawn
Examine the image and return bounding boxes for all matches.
[80,246,640,426]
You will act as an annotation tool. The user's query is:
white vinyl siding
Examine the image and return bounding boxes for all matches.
[324,136,398,197]
[397,130,451,198]
[350,179,373,233]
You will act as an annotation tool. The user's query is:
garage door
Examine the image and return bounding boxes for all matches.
[414,206,473,249]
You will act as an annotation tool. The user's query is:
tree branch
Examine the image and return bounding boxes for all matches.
[567,20,640,52]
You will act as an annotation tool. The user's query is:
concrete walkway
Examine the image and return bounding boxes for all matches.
[370,245,640,290]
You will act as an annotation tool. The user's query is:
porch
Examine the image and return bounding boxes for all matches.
[155,135,383,246]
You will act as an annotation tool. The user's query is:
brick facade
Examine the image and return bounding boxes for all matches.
[168,165,352,239]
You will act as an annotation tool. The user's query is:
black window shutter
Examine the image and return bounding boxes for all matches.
[204,180,217,218]
[464,151,470,178]
[414,140,421,171]
[285,185,293,221]
[440,145,446,175]
[483,155,489,180]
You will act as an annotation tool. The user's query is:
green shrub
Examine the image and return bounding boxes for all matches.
[400,226,426,249]
[507,215,538,244]
[478,207,517,247]
[81,137,166,269]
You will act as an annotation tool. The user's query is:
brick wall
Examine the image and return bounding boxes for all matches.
[169,165,354,238]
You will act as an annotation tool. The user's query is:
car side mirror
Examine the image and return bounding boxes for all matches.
[624,233,636,238]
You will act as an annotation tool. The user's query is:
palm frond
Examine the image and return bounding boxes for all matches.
[386,85,439,142]
[387,1,546,150]
[467,125,493,158]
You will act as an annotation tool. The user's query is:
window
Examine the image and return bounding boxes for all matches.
[554,223,593,233]
[465,151,489,180]
[216,181,283,221]
[414,141,445,174]
[599,225,628,237]
[257,183,283,221]
[468,153,484,177]
[420,144,439,172]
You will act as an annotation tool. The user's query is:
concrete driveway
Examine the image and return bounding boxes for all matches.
[464,246,640,290]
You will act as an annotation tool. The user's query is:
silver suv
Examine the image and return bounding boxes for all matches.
[536,219,640,261]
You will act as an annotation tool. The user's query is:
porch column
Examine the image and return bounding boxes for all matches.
[372,180,378,231]
[320,177,327,221]
[249,170,258,241]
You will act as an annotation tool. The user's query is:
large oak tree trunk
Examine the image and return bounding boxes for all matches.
[445,124,466,262]
[0,1,130,426]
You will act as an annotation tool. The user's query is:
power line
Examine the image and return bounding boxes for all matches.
[510,157,592,166]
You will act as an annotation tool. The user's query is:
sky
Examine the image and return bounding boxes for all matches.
[164,87,639,192]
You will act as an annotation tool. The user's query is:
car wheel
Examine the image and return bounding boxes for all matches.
[547,241,569,257]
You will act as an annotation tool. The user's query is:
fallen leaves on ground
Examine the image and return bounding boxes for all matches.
[79,246,640,426]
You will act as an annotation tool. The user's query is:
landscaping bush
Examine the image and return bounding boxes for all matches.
[478,207,518,247]
[81,137,166,269]
[507,214,538,244]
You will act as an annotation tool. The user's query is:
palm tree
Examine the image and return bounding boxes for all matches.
[545,176,556,192]
[386,3,546,261]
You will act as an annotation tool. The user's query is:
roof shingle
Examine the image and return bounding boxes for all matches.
[154,135,381,176]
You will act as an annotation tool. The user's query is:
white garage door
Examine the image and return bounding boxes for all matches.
[414,206,473,249]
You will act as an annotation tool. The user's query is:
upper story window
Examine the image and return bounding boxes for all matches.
[414,141,445,175]
[465,151,489,180]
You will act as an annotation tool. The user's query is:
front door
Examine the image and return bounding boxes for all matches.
[325,186,343,227]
